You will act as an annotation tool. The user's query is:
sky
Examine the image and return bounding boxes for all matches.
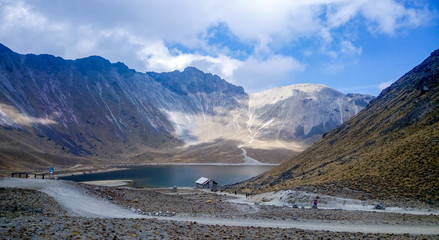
[0,0,438,96]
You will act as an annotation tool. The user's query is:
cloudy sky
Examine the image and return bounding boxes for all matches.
[0,0,438,95]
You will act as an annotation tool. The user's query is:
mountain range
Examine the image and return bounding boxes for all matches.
[238,48,439,203]
[0,44,373,171]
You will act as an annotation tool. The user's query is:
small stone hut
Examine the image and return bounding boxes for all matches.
[195,177,218,191]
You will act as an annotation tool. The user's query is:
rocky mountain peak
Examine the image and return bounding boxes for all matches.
[182,66,205,76]
[246,83,373,144]
[379,48,439,99]
[148,67,245,95]
[73,55,113,73]
[0,43,13,54]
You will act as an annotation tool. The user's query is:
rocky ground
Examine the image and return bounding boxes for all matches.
[1,183,438,239]
[79,184,439,225]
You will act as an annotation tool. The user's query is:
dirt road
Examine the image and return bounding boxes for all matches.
[1,178,438,235]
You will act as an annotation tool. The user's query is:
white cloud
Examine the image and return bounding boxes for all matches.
[378,80,394,91]
[2,1,48,31]
[0,0,433,93]
[340,40,362,56]
[137,40,242,79]
[232,55,306,92]
[326,0,429,34]
[359,0,428,34]
[217,1,325,51]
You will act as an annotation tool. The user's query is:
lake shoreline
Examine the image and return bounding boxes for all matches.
[1,161,279,180]
[116,162,279,167]
[58,162,280,174]
[58,163,276,188]
[55,161,278,178]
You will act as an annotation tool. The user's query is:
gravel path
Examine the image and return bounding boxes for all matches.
[169,215,439,234]
[0,178,141,218]
[1,178,438,239]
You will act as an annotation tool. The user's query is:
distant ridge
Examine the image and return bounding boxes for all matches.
[241,49,439,203]
[0,43,372,171]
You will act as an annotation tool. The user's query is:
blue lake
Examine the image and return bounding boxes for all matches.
[60,165,275,188]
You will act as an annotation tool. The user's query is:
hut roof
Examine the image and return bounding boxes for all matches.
[196,177,211,185]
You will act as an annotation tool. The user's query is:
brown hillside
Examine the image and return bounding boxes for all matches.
[242,49,439,203]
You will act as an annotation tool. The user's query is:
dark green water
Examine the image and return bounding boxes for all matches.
[60,165,274,187]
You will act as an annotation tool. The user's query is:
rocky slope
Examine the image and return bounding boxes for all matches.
[242,84,373,161]
[240,49,439,203]
[248,84,371,143]
[0,44,182,171]
[0,43,372,171]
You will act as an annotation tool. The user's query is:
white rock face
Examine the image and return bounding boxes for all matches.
[157,82,373,152]
[246,84,373,143]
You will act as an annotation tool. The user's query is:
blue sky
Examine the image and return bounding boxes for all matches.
[0,0,438,95]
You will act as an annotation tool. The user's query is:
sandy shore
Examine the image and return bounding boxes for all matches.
[1,178,438,239]
[52,165,129,178]
[81,179,134,187]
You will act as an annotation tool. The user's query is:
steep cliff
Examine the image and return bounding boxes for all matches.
[0,45,180,170]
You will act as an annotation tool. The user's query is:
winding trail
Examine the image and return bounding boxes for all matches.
[1,178,438,235]
[0,178,140,218]
[238,145,262,164]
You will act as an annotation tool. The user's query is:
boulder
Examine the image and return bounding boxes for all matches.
[375,203,386,210]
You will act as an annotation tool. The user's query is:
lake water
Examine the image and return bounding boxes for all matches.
[60,165,275,188]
